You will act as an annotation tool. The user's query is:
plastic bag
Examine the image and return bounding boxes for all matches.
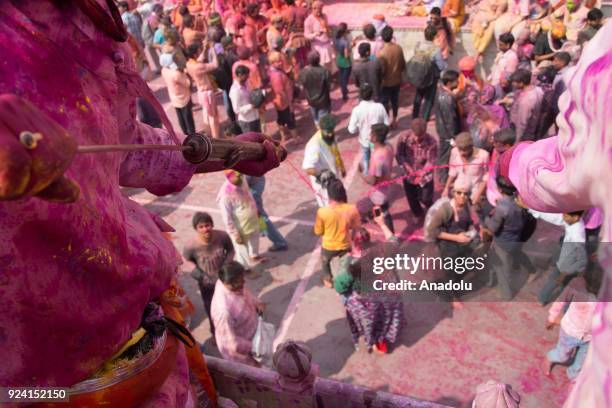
[251,315,275,366]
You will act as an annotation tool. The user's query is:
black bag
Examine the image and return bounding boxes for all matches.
[250,88,267,108]
[405,45,437,89]
[520,210,538,242]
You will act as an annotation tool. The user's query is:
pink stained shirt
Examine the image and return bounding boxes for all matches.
[368,144,395,205]
[509,86,544,142]
[448,147,490,203]
[489,49,518,86]
[161,67,192,108]
[210,280,261,365]
[548,285,597,341]
[268,66,294,111]
[583,207,603,230]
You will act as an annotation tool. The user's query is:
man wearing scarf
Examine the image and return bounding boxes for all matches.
[303,114,347,207]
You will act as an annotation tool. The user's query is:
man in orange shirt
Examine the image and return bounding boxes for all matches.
[314,179,361,288]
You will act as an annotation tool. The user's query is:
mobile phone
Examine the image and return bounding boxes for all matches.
[373,207,382,217]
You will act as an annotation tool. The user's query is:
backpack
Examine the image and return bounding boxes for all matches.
[405,44,437,89]
[423,197,451,242]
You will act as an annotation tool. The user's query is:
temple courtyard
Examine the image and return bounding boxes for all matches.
[123,72,574,408]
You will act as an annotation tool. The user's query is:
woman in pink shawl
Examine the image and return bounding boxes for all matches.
[499,22,612,408]
[0,1,282,406]
[467,84,510,150]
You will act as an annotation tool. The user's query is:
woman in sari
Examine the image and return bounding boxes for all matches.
[335,216,404,354]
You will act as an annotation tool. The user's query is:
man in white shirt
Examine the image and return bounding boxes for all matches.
[529,209,587,305]
[302,114,347,207]
[229,64,261,133]
[348,83,389,174]
[442,132,490,206]
[488,32,518,87]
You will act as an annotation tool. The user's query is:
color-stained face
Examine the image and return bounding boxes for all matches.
[225,274,245,292]
[458,145,474,160]
[196,221,213,238]
[493,141,511,154]
[411,120,427,137]
[237,71,249,85]
[272,58,284,70]
[498,41,510,52]
[562,213,580,224]
[225,170,243,185]
[454,189,469,206]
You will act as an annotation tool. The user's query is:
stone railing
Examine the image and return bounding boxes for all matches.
[205,348,450,408]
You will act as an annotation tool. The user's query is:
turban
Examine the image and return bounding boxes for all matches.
[473,381,521,408]
[458,56,476,71]
[551,21,566,39]
[319,114,337,131]
[453,175,471,193]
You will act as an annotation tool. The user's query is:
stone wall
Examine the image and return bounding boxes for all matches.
[205,354,451,407]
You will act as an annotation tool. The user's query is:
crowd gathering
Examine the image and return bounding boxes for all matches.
[117,0,605,399]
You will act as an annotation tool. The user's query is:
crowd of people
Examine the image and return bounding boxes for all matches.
[118,0,605,393]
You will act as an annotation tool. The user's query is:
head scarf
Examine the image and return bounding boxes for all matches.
[551,21,566,39]
[458,56,476,72]
[472,380,521,408]
[453,175,471,193]
[480,84,496,105]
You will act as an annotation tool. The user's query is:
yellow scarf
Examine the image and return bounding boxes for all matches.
[319,132,345,174]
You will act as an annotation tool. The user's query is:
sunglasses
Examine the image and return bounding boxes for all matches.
[454,191,469,196]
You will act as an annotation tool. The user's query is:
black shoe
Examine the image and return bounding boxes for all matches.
[269,244,288,252]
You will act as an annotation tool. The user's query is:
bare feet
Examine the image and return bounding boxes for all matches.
[322,277,333,288]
